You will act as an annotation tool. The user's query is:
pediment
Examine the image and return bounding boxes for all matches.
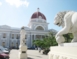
[0,25,11,29]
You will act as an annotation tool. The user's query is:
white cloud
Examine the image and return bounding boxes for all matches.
[0,2,2,6]
[5,0,29,7]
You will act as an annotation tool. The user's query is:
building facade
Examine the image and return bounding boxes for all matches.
[0,8,57,49]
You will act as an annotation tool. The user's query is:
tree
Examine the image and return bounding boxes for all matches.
[33,39,43,47]
[33,32,58,49]
[33,32,58,54]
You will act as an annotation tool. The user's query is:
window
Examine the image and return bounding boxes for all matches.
[12,34,14,39]
[16,34,19,39]
[12,42,14,47]
[2,42,5,47]
[3,33,6,38]
[16,43,18,46]
[36,35,41,39]
[36,26,44,30]
[25,35,27,39]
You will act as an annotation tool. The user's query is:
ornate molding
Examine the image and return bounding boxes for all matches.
[49,53,75,59]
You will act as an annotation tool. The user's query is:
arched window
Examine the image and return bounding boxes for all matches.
[36,26,44,30]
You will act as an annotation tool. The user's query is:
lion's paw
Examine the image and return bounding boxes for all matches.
[56,36,65,44]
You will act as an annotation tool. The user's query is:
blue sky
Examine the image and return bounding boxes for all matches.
[0,0,77,31]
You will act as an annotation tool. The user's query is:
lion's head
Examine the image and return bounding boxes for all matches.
[54,11,68,27]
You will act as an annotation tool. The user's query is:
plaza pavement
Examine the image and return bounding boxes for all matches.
[9,49,48,59]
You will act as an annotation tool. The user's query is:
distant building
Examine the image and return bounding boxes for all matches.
[0,8,57,49]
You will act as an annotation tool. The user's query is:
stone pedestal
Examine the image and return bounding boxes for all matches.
[19,26,27,59]
[58,42,77,46]
[19,45,27,59]
[48,43,77,59]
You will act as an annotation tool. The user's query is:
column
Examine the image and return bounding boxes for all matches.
[31,34,32,47]
[41,35,44,40]
[14,34,16,39]
[28,34,31,48]
[34,34,36,40]
[7,33,10,48]
[9,32,11,49]
[34,34,36,48]
[27,34,28,47]
[13,34,16,48]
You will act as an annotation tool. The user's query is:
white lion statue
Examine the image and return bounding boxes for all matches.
[54,11,77,44]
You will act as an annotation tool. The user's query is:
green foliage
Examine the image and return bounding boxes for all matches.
[33,32,58,49]
[33,32,73,54]
[33,39,44,47]
[63,33,73,42]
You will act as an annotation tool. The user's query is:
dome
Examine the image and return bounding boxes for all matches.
[31,8,46,20]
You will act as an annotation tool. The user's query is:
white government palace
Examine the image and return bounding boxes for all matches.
[0,8,57,49]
